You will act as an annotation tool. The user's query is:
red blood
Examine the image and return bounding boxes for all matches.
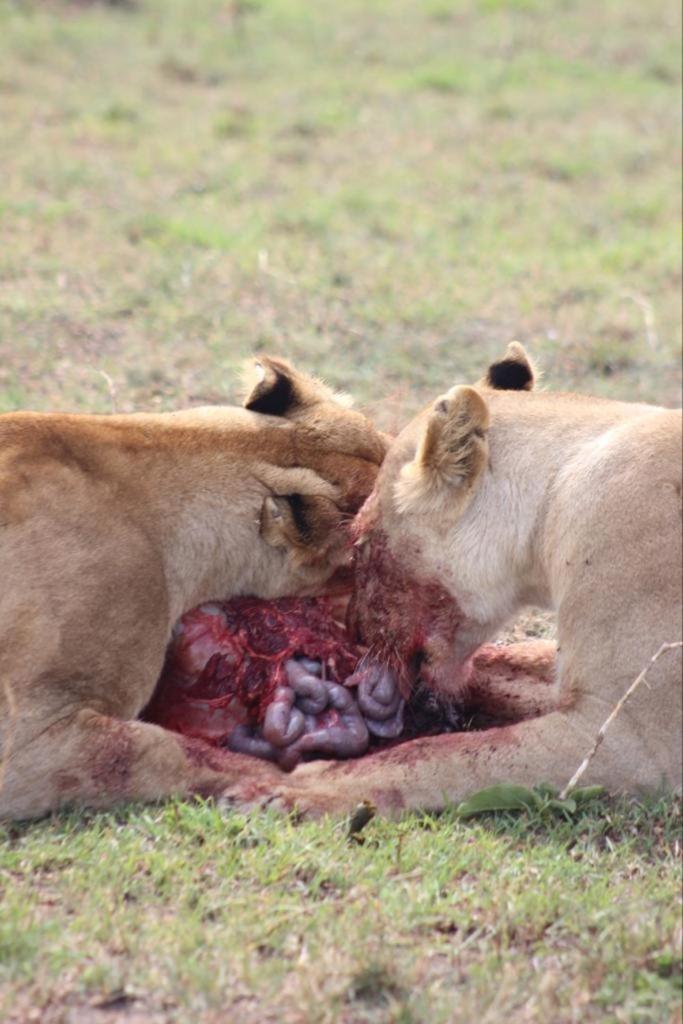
[144,597,363,746]
[348,528,463,695]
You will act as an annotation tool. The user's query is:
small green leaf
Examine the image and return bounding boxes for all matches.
[570,785,605,804]
[455,784,541,818]
[534,782,558,799]
[547,797,577,814]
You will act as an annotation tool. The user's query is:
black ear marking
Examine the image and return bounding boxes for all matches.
[245,368,295,415]
[487,358,533,391]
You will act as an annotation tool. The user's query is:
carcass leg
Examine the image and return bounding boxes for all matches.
[463,640,560,721]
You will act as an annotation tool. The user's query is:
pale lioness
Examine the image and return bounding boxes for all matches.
[0,358,387,820]
[224,344,682,816]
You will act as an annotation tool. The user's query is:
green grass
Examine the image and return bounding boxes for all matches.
[0,0,681,1020]
[1,797,681,1023]
[0,0,680,420]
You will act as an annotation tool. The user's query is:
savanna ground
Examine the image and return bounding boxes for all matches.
[0,0,681,1021]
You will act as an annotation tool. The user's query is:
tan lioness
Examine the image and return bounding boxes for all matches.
[224,344,682,816]
[0,358,387,820]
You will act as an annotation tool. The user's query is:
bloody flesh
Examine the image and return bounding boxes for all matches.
[144,597,362,747]
[143,592,539,768]
[144,593,471,769]
[348,529,464,694]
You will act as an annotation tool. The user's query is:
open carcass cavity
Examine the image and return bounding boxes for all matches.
[143,596,469,770]
[144,528,556,769]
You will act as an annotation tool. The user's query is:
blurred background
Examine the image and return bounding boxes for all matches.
[1,0,680,429]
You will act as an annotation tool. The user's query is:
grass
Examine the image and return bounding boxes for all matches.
[1,797,681,1023]
[0,0,681,1021]
[0,0,680,421]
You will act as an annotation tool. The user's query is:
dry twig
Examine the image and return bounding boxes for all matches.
[559,641,682,800]
[621,289,659,350]
[92,368,118,413]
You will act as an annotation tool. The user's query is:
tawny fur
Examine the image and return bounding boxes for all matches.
[0,358,386,820]
[222,345,682,817]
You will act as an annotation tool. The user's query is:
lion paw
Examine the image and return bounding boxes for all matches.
[217,779,305,816]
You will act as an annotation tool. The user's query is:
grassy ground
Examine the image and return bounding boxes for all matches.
[0,0,681,1021]
[1,798,681,1023]
[0,0,681,422]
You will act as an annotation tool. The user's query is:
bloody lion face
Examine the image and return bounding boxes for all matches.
[346,490,465,698]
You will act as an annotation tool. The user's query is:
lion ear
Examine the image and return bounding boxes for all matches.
[242,357,300,416]
[395,386,490,513]
[242,356,352,418]
[485,341,536,391]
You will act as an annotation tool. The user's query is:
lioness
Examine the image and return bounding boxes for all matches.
[0,358,387,820]
[224,344,682,816]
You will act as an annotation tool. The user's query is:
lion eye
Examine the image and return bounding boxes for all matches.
[284,494,312,541]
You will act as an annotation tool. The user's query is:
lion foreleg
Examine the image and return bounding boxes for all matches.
[222,710,615,818]
[0,709,283,820]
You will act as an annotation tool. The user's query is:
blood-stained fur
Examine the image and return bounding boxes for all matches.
[222,343,682,817]
[0,358,387,819]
